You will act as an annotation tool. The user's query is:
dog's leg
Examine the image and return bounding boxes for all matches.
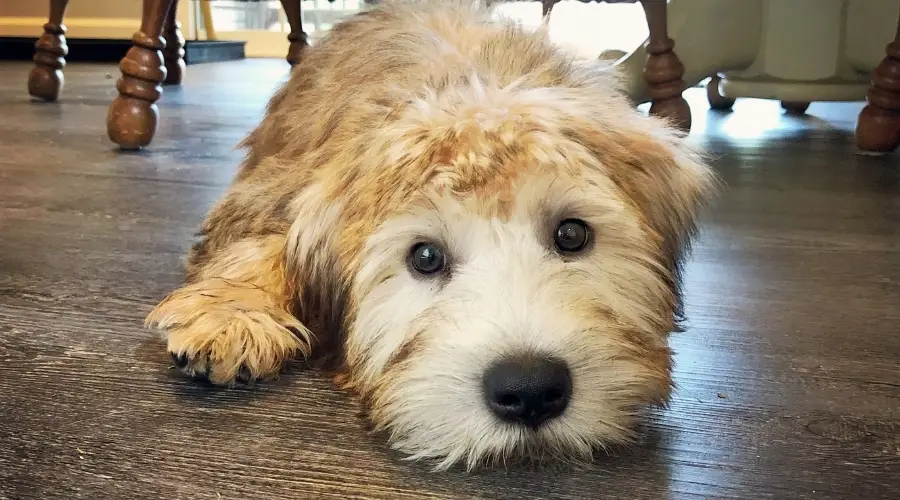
[146,235,311,385]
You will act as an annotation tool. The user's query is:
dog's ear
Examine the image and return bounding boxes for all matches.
[564,111,717,322]
[282,185,351,365]
[607,126,715,261]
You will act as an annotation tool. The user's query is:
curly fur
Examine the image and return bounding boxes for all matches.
[147,0,716,471]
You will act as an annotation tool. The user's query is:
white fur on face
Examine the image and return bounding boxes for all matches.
[346,173,677,471]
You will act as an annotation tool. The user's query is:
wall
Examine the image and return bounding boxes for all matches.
[0,0,192,39]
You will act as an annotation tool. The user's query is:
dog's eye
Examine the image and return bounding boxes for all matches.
[409,242,446,275]
[554,219,590,253]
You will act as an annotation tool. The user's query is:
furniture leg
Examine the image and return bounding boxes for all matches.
[542,0,557,17]
[855,4,900,154]
[640,0,691,131]
[28,0,70,102]
[163,0,186,85]
[200,0,217,40]
[781,101,810,115]
[107,0,177,150]
[280,0,308,66]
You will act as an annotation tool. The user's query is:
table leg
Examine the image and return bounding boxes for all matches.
[855,4,900,154]
[106,0,177,149]
[281,0,309,66]
[163,0,186,85]
[28,0,70,102]
[640,0,691,131]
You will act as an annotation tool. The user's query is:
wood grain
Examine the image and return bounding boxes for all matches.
[1,61,899,500]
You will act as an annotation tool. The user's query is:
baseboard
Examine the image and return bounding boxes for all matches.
[0,37,246,65]
[0,16,140,39]
[185,40,246,64]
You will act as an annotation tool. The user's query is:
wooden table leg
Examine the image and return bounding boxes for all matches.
[107,0,177,150]
[640,0,691,131]
[855,4,900,154]
[28,0,70,102]
[163,0,186,85]
[280,0,309,66]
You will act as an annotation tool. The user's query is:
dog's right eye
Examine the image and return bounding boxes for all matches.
[409,242,446,275]
[554,219,591,253]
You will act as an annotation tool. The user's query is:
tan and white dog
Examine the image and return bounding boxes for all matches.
[147,0,715,471]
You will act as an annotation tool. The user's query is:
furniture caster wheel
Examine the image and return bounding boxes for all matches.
[782,101,810,114]
[707,74,735,110]
[598,49,627,62]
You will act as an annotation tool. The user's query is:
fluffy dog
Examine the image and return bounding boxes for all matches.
[147,0,715,471]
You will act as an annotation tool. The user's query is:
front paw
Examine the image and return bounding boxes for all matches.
[146,279,313,386]
[169,350,255,384]
[161,318,304,385]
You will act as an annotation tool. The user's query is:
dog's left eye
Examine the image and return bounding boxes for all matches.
[554,219,591,253]
[409,242,446,275]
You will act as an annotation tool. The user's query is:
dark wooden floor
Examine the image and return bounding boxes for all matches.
[1,60,898,500]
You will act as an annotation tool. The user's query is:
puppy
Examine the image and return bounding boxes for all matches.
[147,0,715,471]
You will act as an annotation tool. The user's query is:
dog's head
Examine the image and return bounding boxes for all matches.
[280,72,714,470]
[261,4,716,466]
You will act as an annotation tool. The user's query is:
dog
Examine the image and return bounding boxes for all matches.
[147,0,715,471]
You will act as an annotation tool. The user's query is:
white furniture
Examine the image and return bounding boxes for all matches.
[604,0,900,154]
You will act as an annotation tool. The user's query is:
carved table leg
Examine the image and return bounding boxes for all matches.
[280,0,308,66]
[28,0,70,102]
[163,0,186,85]
[855,4,900,154]
[640,0,691,131]
[107,0,176,150]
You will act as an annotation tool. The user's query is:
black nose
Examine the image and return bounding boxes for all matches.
[482,354,572,429]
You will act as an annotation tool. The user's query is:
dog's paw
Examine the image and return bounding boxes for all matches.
[161,316,305,385]
[147,279,313,386]
[169,348,257,384]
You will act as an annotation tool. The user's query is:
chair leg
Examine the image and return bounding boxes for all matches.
[200,0,218,40]
[855,4,900,155]
[163,0,186,85]
[639,0,691,131]
[28,0,70,102]
[541,0,557,17]
[280,0,308,66]
[107,0,177,149]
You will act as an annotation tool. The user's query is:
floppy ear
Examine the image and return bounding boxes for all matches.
[608,127,716,261]
[566,112,717,323]
[146,182,351,385]
[282,184,351,367]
